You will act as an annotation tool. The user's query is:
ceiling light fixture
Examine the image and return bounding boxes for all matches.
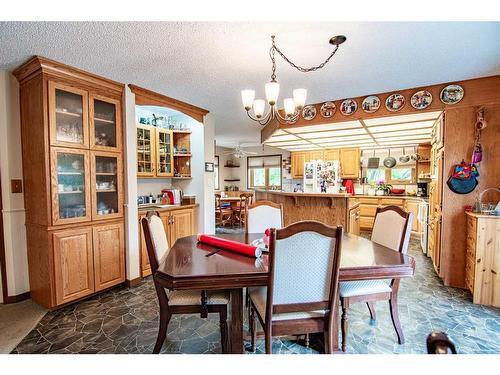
[242,35,346,126]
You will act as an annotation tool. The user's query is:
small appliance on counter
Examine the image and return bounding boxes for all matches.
[161,189,183,205]
[417,182,428,197]
[182,195,196,205]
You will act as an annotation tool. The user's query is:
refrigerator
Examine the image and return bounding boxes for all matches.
[303,160,341,193]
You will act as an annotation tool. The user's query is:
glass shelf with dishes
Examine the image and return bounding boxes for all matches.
[52,86,87,147]
[91,96,120,150]
[93,154,121,219]
[52,149,91,224]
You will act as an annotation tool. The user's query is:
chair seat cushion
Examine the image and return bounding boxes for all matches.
[166,289,230,306]
[248,287,326,321]
[339,280,392,298]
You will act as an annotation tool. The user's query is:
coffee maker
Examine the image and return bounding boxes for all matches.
[417,182,428,197]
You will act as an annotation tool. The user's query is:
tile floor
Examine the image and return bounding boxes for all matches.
[12,232,500,354]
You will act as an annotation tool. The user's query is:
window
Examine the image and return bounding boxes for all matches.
[247,155,282,190]
[366,168,386,184]
[214,155,220,190]
[387,167,414,184]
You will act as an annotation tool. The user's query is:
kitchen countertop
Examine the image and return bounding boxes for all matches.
[138,203,198,215]
[466,211,500,219]
[254,190,350,198]
[351,194,428,201]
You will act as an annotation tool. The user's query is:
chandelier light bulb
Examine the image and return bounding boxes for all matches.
[284,98,296,116]
[253,99,266,118]
[293,89,307,110]
[265,81,280,106]
[241,89,255,110]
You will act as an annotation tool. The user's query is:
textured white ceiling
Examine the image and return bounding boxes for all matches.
[1,22,499,147]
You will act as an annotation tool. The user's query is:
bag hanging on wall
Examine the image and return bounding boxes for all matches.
[446,160,479,194]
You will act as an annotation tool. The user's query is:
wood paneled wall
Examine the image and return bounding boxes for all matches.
[441,104,500,287]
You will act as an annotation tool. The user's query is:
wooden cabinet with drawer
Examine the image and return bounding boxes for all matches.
[348,204,360,236]
[358,197,413,231]
[465,213,500,307]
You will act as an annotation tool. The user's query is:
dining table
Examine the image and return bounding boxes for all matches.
[154,232,416,354]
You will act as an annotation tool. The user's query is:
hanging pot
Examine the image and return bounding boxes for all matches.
[399,147,410,163]
[383,149,397,168]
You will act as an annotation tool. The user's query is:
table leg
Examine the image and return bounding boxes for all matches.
[229,288,244,354]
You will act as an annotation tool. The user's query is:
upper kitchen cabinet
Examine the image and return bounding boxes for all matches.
[49,82,89,149]
[291,152,306,179]
[340,148,360,179]
[137,124,156,177]
[90,94,122,152]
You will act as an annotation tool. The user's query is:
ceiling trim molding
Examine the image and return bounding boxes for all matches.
[13,56,125,97]
[128,84,209,123]
[261,74,500,142]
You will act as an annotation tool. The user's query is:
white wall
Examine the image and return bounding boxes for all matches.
[0,70,29,298]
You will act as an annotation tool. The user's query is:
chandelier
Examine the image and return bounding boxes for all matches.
[241,34,346,126]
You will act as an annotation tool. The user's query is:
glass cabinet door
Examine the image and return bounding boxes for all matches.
[51,148,91,225]
[137,125,155,177]
[90,95,121,151]
[156,129,173,177]
[91,152,123,220]
[49,82,89,148]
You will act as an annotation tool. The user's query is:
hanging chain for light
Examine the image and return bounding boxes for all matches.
[269,34,345,79]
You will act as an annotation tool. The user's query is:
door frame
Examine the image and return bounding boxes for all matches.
[0,171,8,303]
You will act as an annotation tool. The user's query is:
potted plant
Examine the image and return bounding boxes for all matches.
[375,180,392,196]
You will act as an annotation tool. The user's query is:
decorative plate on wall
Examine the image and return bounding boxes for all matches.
[340,99,357,116]
[362,96,380,113]
[411,90,433,109]
[320,101,336,118]
[302,105,317,120]
[385,93,405,112]
[440,84,464,105]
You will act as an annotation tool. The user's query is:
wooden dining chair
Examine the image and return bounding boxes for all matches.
[245,200,283,234]
[339,205,413,352]
[141,211,230,353]
[234,192,253,227]
[215,193,233,227]
[248,221,343,354]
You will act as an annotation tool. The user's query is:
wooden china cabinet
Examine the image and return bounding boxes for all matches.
[14,56,126,308]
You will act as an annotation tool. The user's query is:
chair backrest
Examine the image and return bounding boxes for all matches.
[215,193,222,210]
[245,200,283,233]
[371,205,413,253]
[141,211,170,273]
[265,221,343,323]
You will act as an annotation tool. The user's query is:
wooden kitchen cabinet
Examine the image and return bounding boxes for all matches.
[15,56,126,308]
[348,205,360,236]
[405,199,422,234]
[358,196,407,231]
[53,227,94,306]
[291,147,360,180]
[93,223,125,291]
[340,148,360,179]
[291,152,306,179]
[465,213,500,307]
[139,206,198,277]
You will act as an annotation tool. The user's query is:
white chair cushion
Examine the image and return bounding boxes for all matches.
[248,287,326,321]
[149,215,169,261]
[166,289,230,306]
[247,205,282,233]
[339,280,392,298]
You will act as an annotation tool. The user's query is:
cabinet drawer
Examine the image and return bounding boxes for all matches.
[359,197,378,205]
[360,204,378,217]
[381,198,404,206]
[360,216,374,229]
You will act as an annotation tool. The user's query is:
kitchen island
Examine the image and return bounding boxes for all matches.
[254,190,352,228]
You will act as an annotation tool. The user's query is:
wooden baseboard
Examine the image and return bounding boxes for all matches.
[3,291,30,304]
[125,277,142,288]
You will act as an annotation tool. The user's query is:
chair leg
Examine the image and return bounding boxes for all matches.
[264,332,272,354]
[389,298,405,344]
[341,298,348,352]
[219,308,228,354]
[304,333,310,348]
[153,310,171,354]
[367,301,376,321]
[250,305,257,352]
[323,331,329,354]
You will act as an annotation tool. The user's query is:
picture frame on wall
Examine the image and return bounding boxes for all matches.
[205,162,214,172]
